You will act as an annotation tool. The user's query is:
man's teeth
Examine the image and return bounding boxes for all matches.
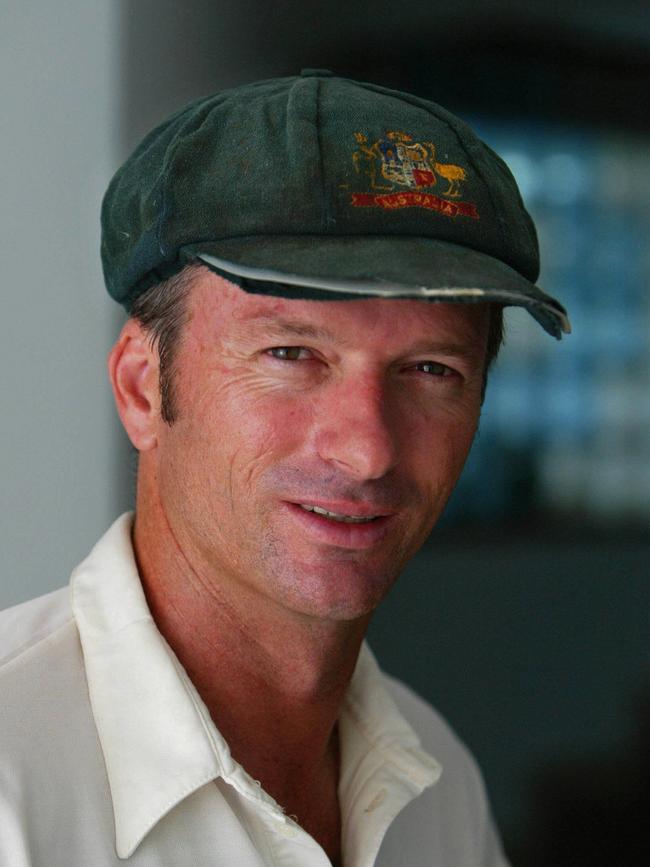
[299,504,378,523]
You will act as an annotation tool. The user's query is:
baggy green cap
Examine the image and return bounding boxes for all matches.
[101,70,570,338]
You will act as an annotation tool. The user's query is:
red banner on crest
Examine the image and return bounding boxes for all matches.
[351,192,479,219]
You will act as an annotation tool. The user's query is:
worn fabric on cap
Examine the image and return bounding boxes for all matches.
[101,71,570,338]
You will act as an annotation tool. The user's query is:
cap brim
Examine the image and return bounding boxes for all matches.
[181,236,571,339]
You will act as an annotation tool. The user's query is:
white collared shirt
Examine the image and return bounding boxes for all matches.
[0,514,509,866]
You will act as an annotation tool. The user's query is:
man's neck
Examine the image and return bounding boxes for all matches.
[132,498,369,861]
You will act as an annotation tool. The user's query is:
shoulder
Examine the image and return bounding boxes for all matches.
[379,673,510,865]
[0,586,87,751]
[0,587,84,726]
[0,586,73,670]
[0,586,95,783]
[0,589,111,862]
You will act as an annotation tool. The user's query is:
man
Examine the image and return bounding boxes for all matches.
[0,71,569,866]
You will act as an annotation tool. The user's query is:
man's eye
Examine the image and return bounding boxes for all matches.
[267,346,311,361]
[416,361,454,377]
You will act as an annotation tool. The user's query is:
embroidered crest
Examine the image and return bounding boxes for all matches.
[351,130,478,218]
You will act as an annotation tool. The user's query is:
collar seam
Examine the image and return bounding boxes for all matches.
[161,640,226,763]
[344,691,429,780]
[71,569,155,640]
[163,647,291,815]
[100,613,155,639]
[159,641,275,805]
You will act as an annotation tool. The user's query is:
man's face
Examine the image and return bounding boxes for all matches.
[151,270,489,624]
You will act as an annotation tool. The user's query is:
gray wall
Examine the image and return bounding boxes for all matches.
[0,1,122,609]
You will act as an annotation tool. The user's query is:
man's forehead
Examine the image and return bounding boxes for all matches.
[189,270,489,348]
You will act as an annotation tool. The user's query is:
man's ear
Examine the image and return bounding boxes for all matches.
[108,320,161,451]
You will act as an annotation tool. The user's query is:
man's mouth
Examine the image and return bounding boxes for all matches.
[297,504,379,524]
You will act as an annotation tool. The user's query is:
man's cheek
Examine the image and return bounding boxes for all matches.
[236,434,295,497]
[245,399,310,453]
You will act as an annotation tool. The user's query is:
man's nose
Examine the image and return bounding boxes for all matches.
[315,375,400,481]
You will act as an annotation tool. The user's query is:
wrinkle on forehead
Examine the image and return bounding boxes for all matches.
[190,268,489,351]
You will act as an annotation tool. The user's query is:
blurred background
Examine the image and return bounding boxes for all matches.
[1,1,648,863]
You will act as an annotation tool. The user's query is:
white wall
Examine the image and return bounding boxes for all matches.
[0,2,123,608]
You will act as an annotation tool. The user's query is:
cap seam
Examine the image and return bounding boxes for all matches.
[156,99,224,260]
[314,78,330,231]
[451,135,511,259]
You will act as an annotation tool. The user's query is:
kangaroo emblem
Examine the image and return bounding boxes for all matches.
[427,144,467,198]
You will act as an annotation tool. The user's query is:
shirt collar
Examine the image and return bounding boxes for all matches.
[72,513,440,859]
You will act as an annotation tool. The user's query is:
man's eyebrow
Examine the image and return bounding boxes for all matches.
[402,339,485,361]
[240,316,341,342]
[240,315,484,360]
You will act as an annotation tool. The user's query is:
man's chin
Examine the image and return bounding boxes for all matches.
[268,555,403,623]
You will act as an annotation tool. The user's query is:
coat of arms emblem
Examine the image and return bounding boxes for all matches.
[350,130,478,218]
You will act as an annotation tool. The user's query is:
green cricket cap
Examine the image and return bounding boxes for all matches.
[101,70,570,338]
